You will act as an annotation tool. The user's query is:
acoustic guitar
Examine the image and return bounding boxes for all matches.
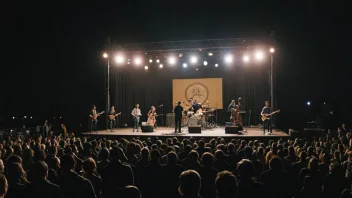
[108,112,121,120]
[91,111,105,120]
[261,110,280,121]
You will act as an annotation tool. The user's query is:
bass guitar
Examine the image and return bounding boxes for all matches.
[91,111,105,120]
[108,112,121,120]
[261,110,280,121]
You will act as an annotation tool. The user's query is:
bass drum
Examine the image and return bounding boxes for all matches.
[188,118,198,126]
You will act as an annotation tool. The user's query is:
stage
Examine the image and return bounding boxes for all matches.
[82,126,290,140]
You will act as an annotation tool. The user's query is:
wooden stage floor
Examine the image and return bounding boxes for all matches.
[82,127,289,139]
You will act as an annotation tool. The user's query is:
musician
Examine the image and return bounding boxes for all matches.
[174,101,183,133]
[147,106,157,128]
[261,101,272,134]
[108,106,117,132]
[227,100,237,120]
[89,105,98,133]
[131,104,142,132]
[192,100,199,112]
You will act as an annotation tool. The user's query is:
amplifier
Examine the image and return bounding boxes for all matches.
[188,126,201,133]
[225,126,240,134]
[166,113,175,126]
[141,125,154,133]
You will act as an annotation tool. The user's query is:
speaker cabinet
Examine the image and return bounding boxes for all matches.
[188,126,201,133]
[225,126,239,134]
[166,113,175,126]
[141,125,154,132]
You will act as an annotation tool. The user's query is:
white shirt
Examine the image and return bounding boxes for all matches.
[131,108,141,116]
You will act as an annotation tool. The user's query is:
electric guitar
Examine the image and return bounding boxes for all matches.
[261,110,280,121]
[108,112,121,120]
[90,111,105,120]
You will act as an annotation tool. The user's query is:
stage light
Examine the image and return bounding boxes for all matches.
[134,57,142,65]
[203,61,208,66]
[224,54,233,63]
[183,63,188,68]
[208,52,213,56]
[168,56,176,65]
[270,48,275,53]
[307,101,311,106]
[190,56,198,64]
[127,62,130,64]
[196,68,199,71]
[103,53,108,58]
[255,51,264,60]
[215,63,219,67]
[144,66,148,70]
[179,54,183,57]
[24,116,27,119]
[115,55,124,64]
[12,117,15,119]
[159,64,163,68]
[156,59,160,63]
[30,116,33,119]
[149,59,153,63]
[243,55,250,62]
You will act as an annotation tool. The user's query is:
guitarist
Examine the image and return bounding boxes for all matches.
[108,106,117,132]
[89,105,98,133]
[131,104,142,132]
[261,101,272,135]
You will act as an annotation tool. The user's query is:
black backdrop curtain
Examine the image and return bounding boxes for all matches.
[110,63,270,127]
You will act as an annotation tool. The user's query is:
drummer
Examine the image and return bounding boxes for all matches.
[192,100,199,112]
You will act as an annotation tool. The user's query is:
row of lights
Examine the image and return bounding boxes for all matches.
[103,48,275,70]
[12,117,63,119]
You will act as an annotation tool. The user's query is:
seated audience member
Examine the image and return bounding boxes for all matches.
[100,146,134,198]
[121,185,141,198]
[162,151,185,198]
[25,161,63,198]
[82,157,102,198]
[215,170,238,198]
[0,174,8,198]
[56,154,96,198]
[5,162,29,198]
[237,159,263,198]
[178,170,202,198]
[198,152,218,198]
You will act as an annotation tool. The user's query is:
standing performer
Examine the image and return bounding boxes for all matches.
[261,101,272,135]
[174,101,183,133]
[131,104,142,132]
[108,106,117,132]
[147,106,157,128]
[90,105,104,133]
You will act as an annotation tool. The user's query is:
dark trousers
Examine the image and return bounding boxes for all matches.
[263,118,272,134]
[133,117,140,130]
[90,119,97,132]
[175,118,181,132]
[108,119,116,130]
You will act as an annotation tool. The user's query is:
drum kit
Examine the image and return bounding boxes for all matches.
[182,102,217,129]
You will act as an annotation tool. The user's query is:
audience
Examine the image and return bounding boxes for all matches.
[0,124,352,198]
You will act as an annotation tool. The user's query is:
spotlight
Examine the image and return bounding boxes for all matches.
[168,56,176,65]
[224,54,233,63]
[307,101,311,106]
[12,117,15,119]
[149,59,153,63]
[215,64,219,67]
[159,64,163,68]
[203,61,208,66]
[196,68,199,71]
[144,66,149,70]
[30,116,33,119]
[60,117,62,119]
[156,59,160,63]
[134,57,142,65]
[208,52,213,56]
[243,55,250,62]
[255,51,264,60]
[190,56,198,64]
[24,116,27,119]
[183,63,188,68]
[115,55,124,64]
[103,53,108,58]
[179,54,183,57]
[270,48,275,53]
[127,62,130,64]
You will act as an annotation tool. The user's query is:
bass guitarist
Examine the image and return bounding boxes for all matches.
[131,104,142,132]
